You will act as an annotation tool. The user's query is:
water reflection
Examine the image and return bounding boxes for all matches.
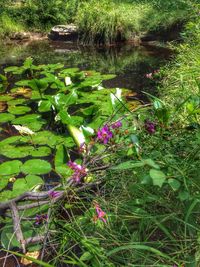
[0,40,172,97]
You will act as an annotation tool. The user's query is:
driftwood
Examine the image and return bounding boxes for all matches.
[0,175,103,253]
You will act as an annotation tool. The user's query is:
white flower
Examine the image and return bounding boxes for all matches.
[13,125,35,135]
[65,77,72,86]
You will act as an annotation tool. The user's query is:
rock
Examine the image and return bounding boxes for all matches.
[48,24,78,42]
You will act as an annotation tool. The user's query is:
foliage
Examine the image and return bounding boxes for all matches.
[0,0,197,43]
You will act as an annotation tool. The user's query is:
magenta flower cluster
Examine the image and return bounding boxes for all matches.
[68,160,87,183]
[48,190,62,199]
[145,120,156,134]
[94,203,107,223]
[146,70,159,79]
[35,214,48,225]
[97,121,122,144]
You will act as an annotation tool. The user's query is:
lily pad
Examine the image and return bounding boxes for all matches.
[0,113,15,123]
[12,114,46,131]
[21,159,51,175]
[0,145,32,158]
[0,95,14,101]
[7,99,26,106]
[30,146,51,157]
[0,160,22,176]
[8,106,31,115]
[12,175,44,195]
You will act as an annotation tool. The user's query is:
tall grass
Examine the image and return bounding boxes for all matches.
[75,0,195,44]
[46,6,200,267]
[0,13,25,38]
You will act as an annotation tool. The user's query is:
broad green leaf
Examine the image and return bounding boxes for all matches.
[21,159,51,175]
[0,113,15,123]
[12,175,44,195]
[149,169,166,187]
[0,95,14,101]
[30,146,51,157]
[55,145,69,167]
[0,160,22,176]
[0,145,32,158]
[38,100,52,112]
[8,105,31,115]
[143,159,160,169]
[168,178,181,191]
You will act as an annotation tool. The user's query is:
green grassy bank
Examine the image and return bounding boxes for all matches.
[46,8,200,267]
[0,0,198,43]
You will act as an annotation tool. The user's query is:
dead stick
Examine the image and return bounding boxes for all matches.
[9,202,26,253]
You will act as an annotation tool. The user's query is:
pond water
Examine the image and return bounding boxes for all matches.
[0,40,172,201]
[0,40,172,100]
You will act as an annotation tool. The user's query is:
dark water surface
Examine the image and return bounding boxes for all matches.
[0,40,172,99]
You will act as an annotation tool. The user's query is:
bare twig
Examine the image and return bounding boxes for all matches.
[9,202,26,254]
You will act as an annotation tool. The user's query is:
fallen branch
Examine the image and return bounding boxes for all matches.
[9,202,26,254]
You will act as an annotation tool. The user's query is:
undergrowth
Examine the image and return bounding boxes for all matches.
[45,8,200,267]
[0,0,197,43]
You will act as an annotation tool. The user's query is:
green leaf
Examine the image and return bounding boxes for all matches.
[30,146,51,157]
[1,225,20,249]
[0,160,22,176]
[178,190,190,201]
[0,95,14,101]
[8,106,31,115]
[54,145,72,177]
[143,159,160,169]
[0,113,15,123]
[28,79,48,92]
[12,175,44,195]
[111,161,145,170]
[3,249,54,267]
[0,145,33,158]
[21,159,51,175]
[31,131,63,147]
[55,145,69,167]
[168,178,181,191]
[149,169,166,187]
[80,252,93,262]
[38,100,52,112]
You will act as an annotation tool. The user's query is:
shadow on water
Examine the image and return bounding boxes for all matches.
[0,40,173,100]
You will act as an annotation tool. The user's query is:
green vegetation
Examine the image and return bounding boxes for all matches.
[0,1,200,267]
[0,0,197,43]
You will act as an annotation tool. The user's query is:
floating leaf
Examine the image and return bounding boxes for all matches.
[0,145,33,158]
[12,175,44,195]
[8,106,31,115]
[0,160,22,176]
[0,113,15,123]
[30,146,51,157]
[21,159,51,175]
[0,95,14,101]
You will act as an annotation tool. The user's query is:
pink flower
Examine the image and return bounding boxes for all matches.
[94,203,107,223]
[35,214,48,225]
[68,161,87,183]
[144,120,156,134]
[146,73,153,79]
[111,121,122,129]
[48,190,62,199]
[97,125,113,144]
